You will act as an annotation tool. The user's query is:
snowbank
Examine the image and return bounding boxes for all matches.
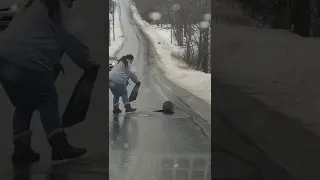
[212,23,320,129]
[130,5,211,105]
[109,1,124,57]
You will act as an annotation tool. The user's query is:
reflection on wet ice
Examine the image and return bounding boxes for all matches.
[122,154,211,180]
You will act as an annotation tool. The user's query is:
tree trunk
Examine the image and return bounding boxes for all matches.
[109,16,111,46]
[176,24,184,46]
[185,24,191,64]
[292,0,311,37]
[201,29,209,73]
[271,0,293,29]
[197,29,203,70]
[309,0,320,37]
[113,3,115,41]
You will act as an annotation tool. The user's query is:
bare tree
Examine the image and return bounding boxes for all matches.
[133,0,211,73]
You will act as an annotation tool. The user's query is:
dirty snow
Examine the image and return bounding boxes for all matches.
[131,5,211,105]
[109,2,124,57]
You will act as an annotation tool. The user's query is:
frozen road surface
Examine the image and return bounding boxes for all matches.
[0,0,211,179]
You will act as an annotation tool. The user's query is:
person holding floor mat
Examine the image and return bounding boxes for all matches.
[109,54,141,113]
[0,0,97,164]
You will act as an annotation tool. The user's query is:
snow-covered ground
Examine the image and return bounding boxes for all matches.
[212,22,320,135]
[109,1,124,57]
[130,5,211,105]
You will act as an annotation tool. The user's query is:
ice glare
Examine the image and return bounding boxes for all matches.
[149,12,162,21]
[173,163,179,168]
[11,4,18,12]
[199,21,210,29]
[204,13,211,21]
[172,4,180,11]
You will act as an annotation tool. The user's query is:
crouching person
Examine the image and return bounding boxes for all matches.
[0,0,97,164]
[109,54,141,113]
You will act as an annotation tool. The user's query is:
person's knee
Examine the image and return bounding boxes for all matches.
[38,85,58,106]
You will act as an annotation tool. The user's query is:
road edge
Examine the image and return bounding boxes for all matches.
[110,0,124,57]
[129,3,211,128]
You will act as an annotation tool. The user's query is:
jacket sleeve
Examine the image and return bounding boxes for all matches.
[52,24,95,70]
[125,67,140,83]
[51,4,95,70]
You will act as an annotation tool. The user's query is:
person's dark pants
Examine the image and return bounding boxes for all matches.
[0,60,62,136]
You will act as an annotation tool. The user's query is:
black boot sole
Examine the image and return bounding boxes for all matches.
[52,149,87,161]
[12,154,40,164]
[126,109,137,113]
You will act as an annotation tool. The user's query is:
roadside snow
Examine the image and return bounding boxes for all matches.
[131,5,211,105]
[212,23,320,133]
[109,2,124,57]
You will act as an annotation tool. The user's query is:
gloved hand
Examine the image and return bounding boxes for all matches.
[85,64,100,72]
[91,64,100,70]
[136,81,141,85]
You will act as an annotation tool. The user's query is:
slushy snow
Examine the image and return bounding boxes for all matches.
[131,5,211,105]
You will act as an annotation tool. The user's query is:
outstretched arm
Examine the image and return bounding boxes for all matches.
[50,2,95,70]
[125,67,140,84]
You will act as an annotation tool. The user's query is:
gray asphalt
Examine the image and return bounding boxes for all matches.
[0,0,211,180]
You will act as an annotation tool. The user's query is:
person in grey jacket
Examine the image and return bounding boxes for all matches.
[109,54,141,113]
[0,0,97,164]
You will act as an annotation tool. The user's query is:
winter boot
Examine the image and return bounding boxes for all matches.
[48,130,87,161]
[125,103,137,112]
[11,131,40,164]
[112,105,122,114]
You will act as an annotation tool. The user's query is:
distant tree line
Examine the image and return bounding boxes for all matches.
[235,0,320,37]
[133,0,211,73]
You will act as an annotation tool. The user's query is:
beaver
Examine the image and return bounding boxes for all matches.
[154,101,175,114]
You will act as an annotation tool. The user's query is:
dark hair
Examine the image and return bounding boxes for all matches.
[41,0,61,24]
[22,0,35,11]
[125,54,134,60]
[117,56,129,68]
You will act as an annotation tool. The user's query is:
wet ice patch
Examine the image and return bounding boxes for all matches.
[137,114,149,117]
[126,110,190,119]
[148,12,162,21]
[145,88,151,93]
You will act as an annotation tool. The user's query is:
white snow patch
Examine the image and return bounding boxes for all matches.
[131,5,211,104]
[212,23,320,129]
[109,1,124,57]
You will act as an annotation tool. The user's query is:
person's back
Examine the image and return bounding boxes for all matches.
[109,55,140,113]
[109,60,131,84]
[0,0,92,74]
[0,0,96,165]
[0,0,62,72]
